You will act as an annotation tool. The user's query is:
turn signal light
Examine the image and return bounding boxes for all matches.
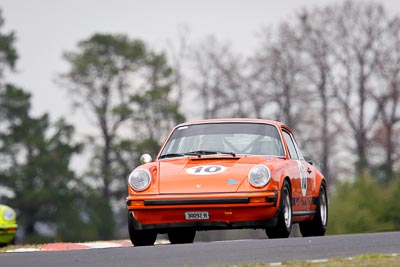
[249,197,267,203]
[128,200,144,206]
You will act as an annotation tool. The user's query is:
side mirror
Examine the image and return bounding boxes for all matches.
[304,157,314,165]
[140,154,153,164]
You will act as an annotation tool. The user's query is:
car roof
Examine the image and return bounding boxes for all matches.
[176,118,288,130]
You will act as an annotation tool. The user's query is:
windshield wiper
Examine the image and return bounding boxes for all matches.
[158,153,186,159]
[185,150,236,157]
[159,151,237,159]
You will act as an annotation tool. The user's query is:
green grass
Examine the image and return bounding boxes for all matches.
[213,253,400,267]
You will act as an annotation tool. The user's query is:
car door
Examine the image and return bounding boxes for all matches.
[282,130,314,212]
[292,133,315,211]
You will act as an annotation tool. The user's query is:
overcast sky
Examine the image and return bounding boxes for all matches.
[1,0,400,134]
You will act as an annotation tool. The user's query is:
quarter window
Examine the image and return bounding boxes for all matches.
[292,136,305,160]
[283,131,299,160]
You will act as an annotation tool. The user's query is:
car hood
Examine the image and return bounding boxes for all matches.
[157,156,278,194]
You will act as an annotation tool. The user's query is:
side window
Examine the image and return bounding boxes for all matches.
[283,131,299,160]
[292,136,305,161]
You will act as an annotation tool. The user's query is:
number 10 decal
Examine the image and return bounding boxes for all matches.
[186,165,227,175]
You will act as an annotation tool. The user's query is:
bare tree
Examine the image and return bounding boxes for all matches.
[189,36,247,119]
[252,22,313,134]
[296,8,340,181]
[246,28,278,119]
[371,17,400,182]
[177,0,400,181]
[166,24,191,110]
[329,1,387,175]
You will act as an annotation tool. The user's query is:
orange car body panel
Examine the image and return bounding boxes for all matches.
[126,119,326,231]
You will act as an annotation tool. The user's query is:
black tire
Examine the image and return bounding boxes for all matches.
[266,180,292,239]
[299,183,328,237]
[0,236,15,247]
[168,228,196,244]
[128,212,157,246]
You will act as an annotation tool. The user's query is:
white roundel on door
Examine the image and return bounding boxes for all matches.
[186,165,227,175]
[297,160,307,196]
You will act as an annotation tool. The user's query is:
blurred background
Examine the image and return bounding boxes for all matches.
[0,0,399,244]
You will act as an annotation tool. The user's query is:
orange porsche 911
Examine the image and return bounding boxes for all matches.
[126,119,328,246]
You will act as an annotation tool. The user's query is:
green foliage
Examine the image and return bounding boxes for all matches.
[0,85,90,243]
[327,174,396,235]
[385,174,400,229]
[61,33,184,184]
[61,33,185,240]
[56,191,116,242]
[0,9,18,78]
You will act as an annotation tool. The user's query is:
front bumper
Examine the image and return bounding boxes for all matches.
[0,225,17,244]
[127,191,279,231]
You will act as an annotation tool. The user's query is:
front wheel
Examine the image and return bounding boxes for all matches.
[299,183,328,237]
[266,180,292,239]
[128,212,157,246]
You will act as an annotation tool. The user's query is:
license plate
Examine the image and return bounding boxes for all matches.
[185,211,209,220]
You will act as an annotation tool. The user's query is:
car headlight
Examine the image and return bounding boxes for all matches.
[248,165,271,188]
[128,169,152,192]
[3,208,16,222]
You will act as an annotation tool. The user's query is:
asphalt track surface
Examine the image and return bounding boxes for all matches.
[1,232,400,267]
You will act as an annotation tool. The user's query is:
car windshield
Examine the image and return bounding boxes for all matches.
[159,122,285,159]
